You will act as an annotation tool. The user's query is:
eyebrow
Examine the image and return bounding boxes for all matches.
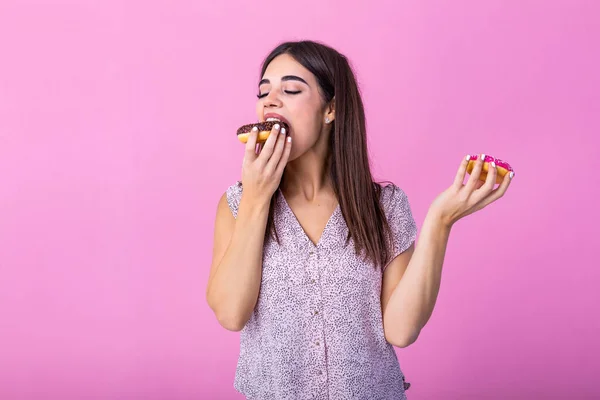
[259,75,309,88]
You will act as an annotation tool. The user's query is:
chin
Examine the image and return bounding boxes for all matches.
[286,146,303,162]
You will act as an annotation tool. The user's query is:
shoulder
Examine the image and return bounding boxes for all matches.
[377,182,417,262]
[377,182,411,213]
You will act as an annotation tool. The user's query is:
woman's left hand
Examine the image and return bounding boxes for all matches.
[429,154,514,228]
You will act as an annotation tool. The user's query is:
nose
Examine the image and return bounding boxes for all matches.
[263,90,283,109]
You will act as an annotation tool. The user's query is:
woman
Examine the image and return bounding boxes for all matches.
[206,40,513,399]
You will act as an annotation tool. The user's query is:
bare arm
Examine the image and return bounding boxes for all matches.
[381,154,513,347]
[206,123,291,331]
[206,192,270,331]
[381,216,448,348]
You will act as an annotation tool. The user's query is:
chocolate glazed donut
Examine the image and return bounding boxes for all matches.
[236,121,290,143]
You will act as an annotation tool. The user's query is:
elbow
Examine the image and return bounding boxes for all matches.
[216,313,247,332]
[211,305,248,332]
[389,335,418,348]
[206,292,248,332]
[385,328,421,348]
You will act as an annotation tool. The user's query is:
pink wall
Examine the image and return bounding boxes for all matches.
[1,1,598,399]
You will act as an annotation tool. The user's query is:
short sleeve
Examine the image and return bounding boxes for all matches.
[225,181,243,219]
[381,184,418,270]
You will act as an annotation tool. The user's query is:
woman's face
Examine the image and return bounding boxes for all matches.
[256,54,333,161]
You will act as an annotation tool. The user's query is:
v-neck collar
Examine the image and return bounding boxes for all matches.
[278,189,341,248]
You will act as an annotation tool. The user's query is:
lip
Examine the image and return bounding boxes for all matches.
[263,113,291,128]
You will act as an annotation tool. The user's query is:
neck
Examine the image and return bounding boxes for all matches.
[282,152,332,201]
[282,128,336,202]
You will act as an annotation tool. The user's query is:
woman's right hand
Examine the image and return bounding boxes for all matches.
[241,123,292,204]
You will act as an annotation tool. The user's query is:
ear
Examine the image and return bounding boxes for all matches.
[324,97,335,123]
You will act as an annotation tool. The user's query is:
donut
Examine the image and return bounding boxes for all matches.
[466,155,514,184]
[236,121,289,144]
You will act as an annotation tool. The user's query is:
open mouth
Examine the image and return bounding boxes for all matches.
[264,113,291,130]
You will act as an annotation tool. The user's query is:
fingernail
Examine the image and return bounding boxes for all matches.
[252,126,258,132]
[287,136,292,143]
[480,153,486,161]
[509,171,514,179]
[281,127,286,134]
[274,124,280,130]
[465,154,470,161]
[491,161,496,168]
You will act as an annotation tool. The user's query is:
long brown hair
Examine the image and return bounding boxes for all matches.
[261,40,392,269]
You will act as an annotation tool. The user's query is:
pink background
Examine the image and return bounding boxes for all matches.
[1,0,598,399]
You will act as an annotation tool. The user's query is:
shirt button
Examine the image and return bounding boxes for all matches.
[317,370,323,375]
[314,310,319,315]
[315,341,320,346]
[311,279,316,284]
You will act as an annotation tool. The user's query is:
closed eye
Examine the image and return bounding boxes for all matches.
[257,90,302,99]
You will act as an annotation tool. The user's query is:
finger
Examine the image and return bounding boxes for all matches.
[274,135,292,176]
[472,168,514,211]
[453,155,471,188]
[471,158,497,204]
[492,168,513,199]
[244,127,259,161]
[465,153,486,191]
[257,123,281,163]
[255,142,263,155]
[265,126,288,174]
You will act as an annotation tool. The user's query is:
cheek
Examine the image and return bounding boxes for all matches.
[289,108,322,146]
[292,106,321,137]
[255,102,262,119]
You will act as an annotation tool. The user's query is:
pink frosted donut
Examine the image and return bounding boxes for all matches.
[466,155,514,184]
